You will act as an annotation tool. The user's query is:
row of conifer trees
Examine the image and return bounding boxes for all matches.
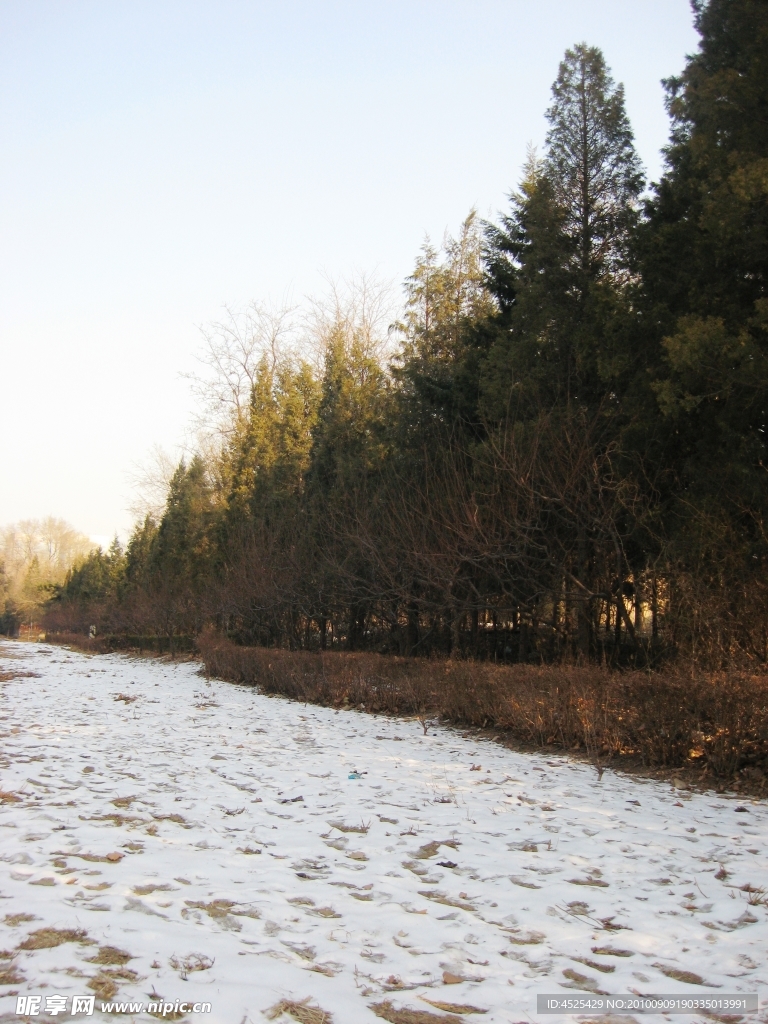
[49,1,768,668]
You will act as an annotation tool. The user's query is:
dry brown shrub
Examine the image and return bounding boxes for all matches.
[198,632,768,787]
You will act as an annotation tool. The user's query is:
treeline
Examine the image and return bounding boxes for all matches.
[0,519,94,635]
[49,2,768,669]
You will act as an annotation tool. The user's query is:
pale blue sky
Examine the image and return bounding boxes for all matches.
[0,1,699,542]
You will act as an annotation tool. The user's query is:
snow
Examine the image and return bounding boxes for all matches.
[0,639,766,1024]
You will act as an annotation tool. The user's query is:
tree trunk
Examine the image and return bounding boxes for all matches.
[406,600,419,657]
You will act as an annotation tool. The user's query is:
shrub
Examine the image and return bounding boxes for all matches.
[197,628,768,788]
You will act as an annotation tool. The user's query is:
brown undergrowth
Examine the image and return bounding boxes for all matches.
[198,629,768,792]
[44,632,196,657]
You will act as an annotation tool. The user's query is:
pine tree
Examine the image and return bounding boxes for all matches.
[545,43,644,290]
[394,210,494,436]
[636,0,768,660]
[481,45,643,415]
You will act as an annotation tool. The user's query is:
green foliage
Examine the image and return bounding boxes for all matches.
[58,539,124,605]
[393,210,495,438]
[480,43,643,421]
[546,43,644,285]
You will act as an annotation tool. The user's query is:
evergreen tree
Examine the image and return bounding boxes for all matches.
[481,45,644,416]
[546,44,644,289]
[394,211,494,435]
[638,0,768,659]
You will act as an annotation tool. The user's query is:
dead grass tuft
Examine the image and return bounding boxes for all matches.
[573,957,615,974]
[19,928,91,950]
[265,997,334,1024]
[183,899,233,920]
[86,966,138,1001]
[418,891,475,912]
[85,812,145,827]
[112,795,137,808]
[148,1008,185,1021]
[87,973,118,1001]
[308,907,341,919]
[308,962,342,977]
[739,884,768,907]
[170,953,214,978]
[86,945,134,966]
[0,790,22,804]
[328,820,370,834]
[561,968,608,994]
[652,963,705,986]
[0,964,24,986]
[182,899,259,923]
[3,914,36,927]
[420,998,487,1014]
[152,813,191,828]
[370,1001,462,1024]
[60,850,124,863]
[414,841,459,860]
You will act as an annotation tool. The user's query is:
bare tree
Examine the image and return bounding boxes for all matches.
[184,301,299,440]
[304,271,397,370]
[126,444,180,522]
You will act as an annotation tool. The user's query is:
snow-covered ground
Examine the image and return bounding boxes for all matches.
[0,640,766,1024]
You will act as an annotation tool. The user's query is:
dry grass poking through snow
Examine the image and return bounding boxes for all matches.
[370,1000,464,1023]
[265,997,334,1024]
[85,945,134,965]
[18,928,91,950]
[420,998,487,1014]
[169,952,214,978]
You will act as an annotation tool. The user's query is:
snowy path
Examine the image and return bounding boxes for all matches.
[0,641,766,1024]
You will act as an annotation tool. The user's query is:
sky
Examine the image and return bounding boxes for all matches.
[0,0,700,545]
